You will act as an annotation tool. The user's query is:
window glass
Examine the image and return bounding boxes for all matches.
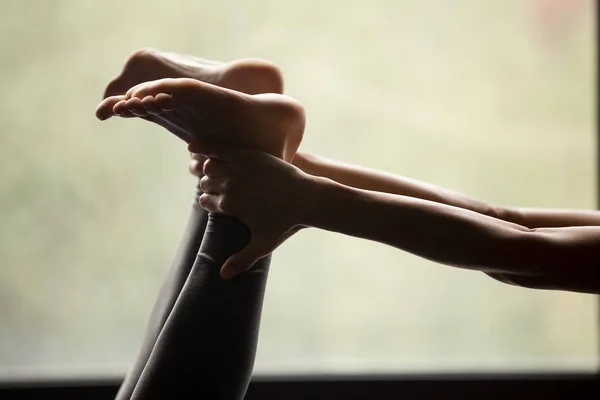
[0,0,596,378]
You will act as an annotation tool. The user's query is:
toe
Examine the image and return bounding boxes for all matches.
[128,78,202,100]
[140,95,162,114]
[96,95,127,120]
[103,48,162,99]
[125,97,148,117]
[125,81,147,99]
[113,99,133,117]
[124,79,163,99]
[153,93,174,111]
[103,76,127,99]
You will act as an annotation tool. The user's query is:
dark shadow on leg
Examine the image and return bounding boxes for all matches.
[131,214,271,400]
[116,184,208,400]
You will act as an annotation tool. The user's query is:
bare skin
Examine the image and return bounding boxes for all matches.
[99,48,286,166]
[103,48,284,99]
[190,150,600,229]
[289,152,600,228]
[188,140,600,293]
[189,152,600,286]
[97,78,305,162]
[97,48,292,149]
[96,49,291,400]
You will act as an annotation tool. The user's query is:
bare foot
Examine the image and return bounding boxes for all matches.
[98,78,304,162]
[102,48,283,99]
[96,49,285,142]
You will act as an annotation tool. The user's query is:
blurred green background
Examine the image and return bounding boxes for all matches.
[0,0,597,378]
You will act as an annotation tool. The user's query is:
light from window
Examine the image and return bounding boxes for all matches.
[0,0,597,379]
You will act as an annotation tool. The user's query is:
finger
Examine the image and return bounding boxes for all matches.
[198,193,222,213]
[220,240,269,280]
[202,157,231,177]
[189,159,203,177]
[95,95,127,120]
[199,176,227,194]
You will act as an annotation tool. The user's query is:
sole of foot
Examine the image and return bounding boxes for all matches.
[101,78,304,162]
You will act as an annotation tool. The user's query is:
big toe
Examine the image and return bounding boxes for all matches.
[102,48,161,99]
[103,76,129,99]
[95,95,127,120]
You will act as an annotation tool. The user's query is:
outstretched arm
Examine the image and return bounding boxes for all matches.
[305,177,600,294]
[292,151,600,229]
[193,142,600,294]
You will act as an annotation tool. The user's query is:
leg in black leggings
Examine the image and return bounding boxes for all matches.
[98,51,289,400]
[99,69,303,399]
[131,213,271,400]
[116,185,208,400]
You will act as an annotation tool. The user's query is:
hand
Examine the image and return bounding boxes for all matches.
[189,152,208,177]
[188,140,316,279]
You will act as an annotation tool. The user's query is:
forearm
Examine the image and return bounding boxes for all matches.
[294,151,600,229]
[302,177,559,276]
[504,207,600,228]
[293,151,502,219]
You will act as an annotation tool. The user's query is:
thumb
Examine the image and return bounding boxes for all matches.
[220,240,269,280]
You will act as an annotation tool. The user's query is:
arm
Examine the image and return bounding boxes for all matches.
[303,176,600,294]
[192,142,600,294]
[293,151,600,229]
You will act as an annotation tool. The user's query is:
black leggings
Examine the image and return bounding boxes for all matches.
[116,185,270,400]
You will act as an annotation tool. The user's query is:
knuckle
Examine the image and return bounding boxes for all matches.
[202,158,214,175]
[198,176,209,191]
[199,194,216,212]
[221,179,231,192]
[218,196,234,214]
[198,193,208,208]
[188,160,201,175]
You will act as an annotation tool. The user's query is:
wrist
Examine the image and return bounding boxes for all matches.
[291,151,321,176]
[291,150,307,170]
[296,174,338,228]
